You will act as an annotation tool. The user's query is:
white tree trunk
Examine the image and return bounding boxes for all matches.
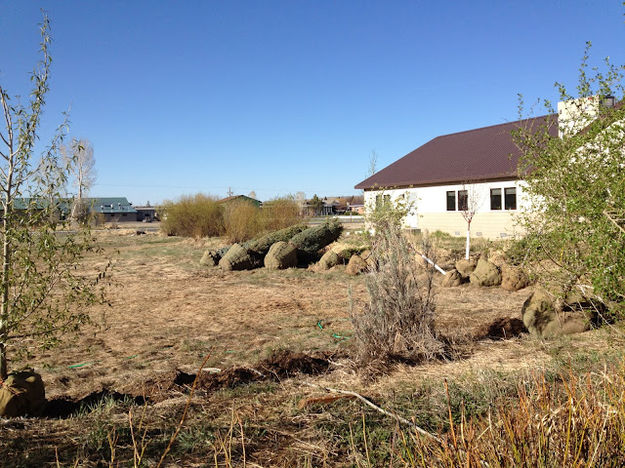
[465,228,471,260]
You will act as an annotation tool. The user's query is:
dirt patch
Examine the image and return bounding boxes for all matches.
[130,350,334,401]
[43,390,147,419]
[475,317,527,340]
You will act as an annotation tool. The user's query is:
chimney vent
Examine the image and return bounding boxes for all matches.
[602,95,616,108]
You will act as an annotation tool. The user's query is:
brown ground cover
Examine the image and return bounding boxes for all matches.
[2,230,622,467]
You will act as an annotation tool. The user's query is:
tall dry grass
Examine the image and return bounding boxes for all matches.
[343,360,625,467]
[160,194,224,238]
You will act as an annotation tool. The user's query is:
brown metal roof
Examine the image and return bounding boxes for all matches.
[355,114,558,190]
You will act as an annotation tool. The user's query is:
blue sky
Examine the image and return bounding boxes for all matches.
[1,1,624,204]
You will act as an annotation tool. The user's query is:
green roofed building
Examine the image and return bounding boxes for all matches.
[217,195,262,208]
[87,198,137,221]
[13,197,137,222]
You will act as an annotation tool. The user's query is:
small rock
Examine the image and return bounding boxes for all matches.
[469,258,502,287]
[0,370,46,417]
[455,258,477,278]
[521,289,591,338]
[346,254,367,275]
[441,269,465,287]
[488,250,507,268]
[317,250,340,270]
[501,265,529,291]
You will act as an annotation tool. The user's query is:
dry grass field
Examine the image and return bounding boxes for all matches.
[2,229,624,467]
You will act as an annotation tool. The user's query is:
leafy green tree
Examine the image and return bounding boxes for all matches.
[309,194,324,216]
[0,15,106,380]
[514,43,625,313]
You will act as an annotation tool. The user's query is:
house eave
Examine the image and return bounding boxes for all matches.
[359,175,521,191]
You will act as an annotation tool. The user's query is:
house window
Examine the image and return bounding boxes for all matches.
[458,190,468,211]
[504,187,517,210]
[446,191,456,211]
[375,194,391,209]
[490,188,502,210]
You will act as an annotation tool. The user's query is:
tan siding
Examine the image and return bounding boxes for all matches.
[418,212,524,239]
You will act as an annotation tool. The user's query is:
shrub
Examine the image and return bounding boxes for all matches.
[224,196,303,243]
[260,196,302,232]
[351,223,443,373]
[160,194,224,238]
[223,201,262,243]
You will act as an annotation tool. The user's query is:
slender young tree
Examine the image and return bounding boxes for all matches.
[458,183,482,260]
[0,15,106,380]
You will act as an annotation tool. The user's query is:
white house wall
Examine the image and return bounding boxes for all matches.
[364,179,529,239]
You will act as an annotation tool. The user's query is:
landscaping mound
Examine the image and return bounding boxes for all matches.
[475,317,527,340]
[133,350,334,402]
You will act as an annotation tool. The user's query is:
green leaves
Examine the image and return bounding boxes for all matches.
[515,54,625,313]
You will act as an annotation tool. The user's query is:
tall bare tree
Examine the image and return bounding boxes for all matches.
[62,138,96,221]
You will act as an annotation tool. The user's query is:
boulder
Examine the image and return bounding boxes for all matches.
[346,254,367,275]
[469,258,502,287]
[264,241,298,270]
[501,265,530,291]
[317,250,340,270]
[219,244,257,271]
[0,370,46,417]
[455,258,477,278]
[441,269,465,287]
[488,250,507,268]
[521,289,590,338]
[200,249,220,267]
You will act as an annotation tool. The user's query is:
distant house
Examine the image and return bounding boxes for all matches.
[12,196,138,222]
[217,195,262,208]
[88,197,137,222]
[134,205,158,222]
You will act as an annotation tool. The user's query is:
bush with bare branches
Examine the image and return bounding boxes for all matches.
[351,224,443,372]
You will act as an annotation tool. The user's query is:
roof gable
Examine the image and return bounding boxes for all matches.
[355,115,558,190]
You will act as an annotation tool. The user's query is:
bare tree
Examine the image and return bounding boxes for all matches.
[62,138,96,221]
[459,183,482,260]
[367,150,378,178]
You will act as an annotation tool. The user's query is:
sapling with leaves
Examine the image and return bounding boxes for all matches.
[458,182,482,260]
[0,14,108,381]
[514,42,625,315]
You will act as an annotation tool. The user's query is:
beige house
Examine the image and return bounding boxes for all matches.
[355,97,620,239]
[355,116,555,238]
